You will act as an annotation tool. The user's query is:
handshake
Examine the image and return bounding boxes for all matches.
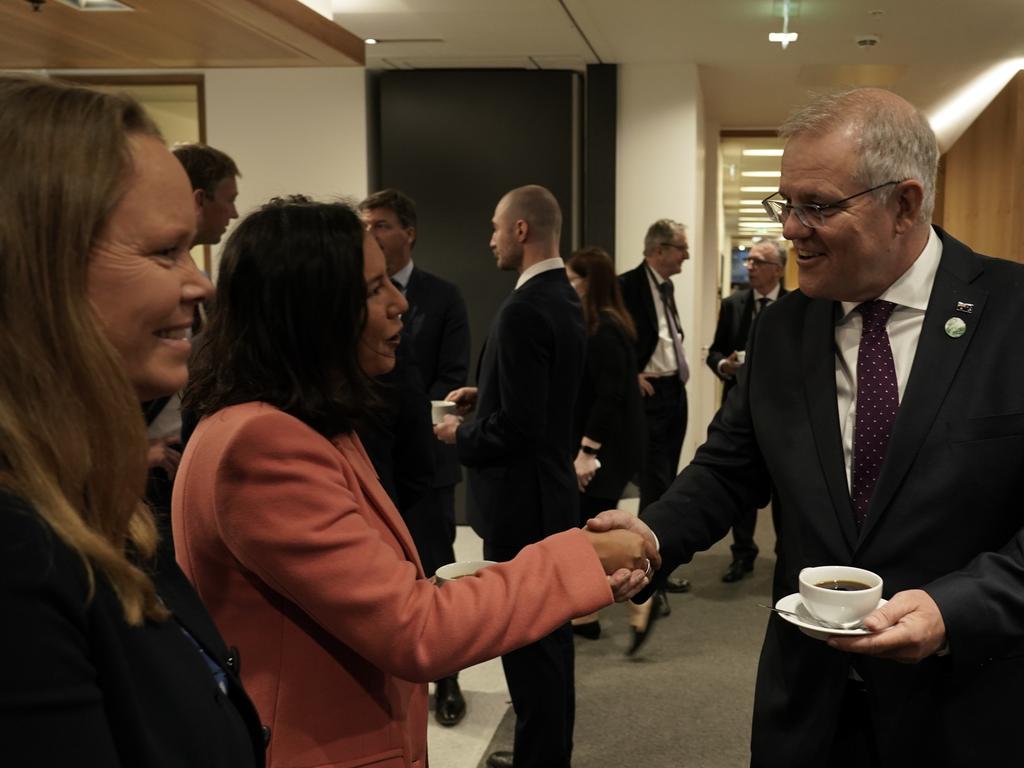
[581,510,661,602]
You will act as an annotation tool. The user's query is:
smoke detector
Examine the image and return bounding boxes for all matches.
[856,34,881,48]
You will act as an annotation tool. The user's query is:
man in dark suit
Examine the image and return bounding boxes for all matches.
[435,185,585,768]
[360,189,471,727]
[591,87,1024,766]
[619,220,692,598]
[705,239,787,583]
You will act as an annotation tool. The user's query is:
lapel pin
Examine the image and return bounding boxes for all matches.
[944,317,967,338]
[955,301,974,314]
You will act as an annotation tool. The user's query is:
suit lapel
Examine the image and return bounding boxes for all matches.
[333,433,425,574]
[736,290,756,346]
[859,236,987,544]
[802,299,858,549]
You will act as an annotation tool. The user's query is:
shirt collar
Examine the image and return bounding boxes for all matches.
[839,226,942,321]
[391,259,414,290]
[754,284,781,302]
[516,257,565,290]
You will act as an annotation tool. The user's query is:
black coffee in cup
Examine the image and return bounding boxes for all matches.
[815,579,870,591]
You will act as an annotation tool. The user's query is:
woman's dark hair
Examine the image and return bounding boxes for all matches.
[186,196,375,436]
[566,246,636,340]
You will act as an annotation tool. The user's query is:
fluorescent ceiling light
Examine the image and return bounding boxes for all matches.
[741,199,765,205]
[742,149,784,157]
[740,186,778,193]
[56,0,134,9]
[740,208,767,214]
[365,38,378,44]
[768,32,799,45]
[741,171,781,178]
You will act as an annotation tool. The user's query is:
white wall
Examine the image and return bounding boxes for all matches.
[616,62,716,467]
[204,67,367,272]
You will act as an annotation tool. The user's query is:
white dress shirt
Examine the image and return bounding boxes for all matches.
[643,266,688,379]
[515,257,565,290]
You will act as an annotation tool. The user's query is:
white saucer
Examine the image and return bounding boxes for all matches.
[774,593,887,641]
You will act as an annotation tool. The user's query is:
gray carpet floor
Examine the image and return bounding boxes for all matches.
[477,518,777,768]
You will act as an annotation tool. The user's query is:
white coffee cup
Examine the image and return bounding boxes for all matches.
[735,350,746,365]
[798,565,883,628]
[435,560,496,585]
[431,400,456,425]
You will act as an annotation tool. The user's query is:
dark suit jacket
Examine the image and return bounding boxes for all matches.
[0,491,265,767]
[706,286,788,400]
[404,266,470,488]
[642,228,1024,766]
[619,260,680,372]
[457,268,585,548]
[574,314,645,500]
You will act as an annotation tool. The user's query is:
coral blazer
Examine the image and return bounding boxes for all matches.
[173,402,611,768]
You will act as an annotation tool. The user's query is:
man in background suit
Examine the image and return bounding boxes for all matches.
[360,189,472,727]
[435,185,585,768]
[148,143,242,563]
[619,220,692,598]
[705,239,787,583]
[592,87,1024,766]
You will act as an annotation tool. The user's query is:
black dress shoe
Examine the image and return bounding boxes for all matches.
[722,559,755,583]
[664,575,691,593]
[653,588,671,617]
[486,750,514,768]
[571,619,601,640]
[434,675,466,727]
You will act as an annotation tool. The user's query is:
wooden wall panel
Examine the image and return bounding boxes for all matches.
[940,71,1024,262]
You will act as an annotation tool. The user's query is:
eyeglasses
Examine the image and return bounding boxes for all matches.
[761,180,902,229]
[659,242,688,252]
[742,257,780,269]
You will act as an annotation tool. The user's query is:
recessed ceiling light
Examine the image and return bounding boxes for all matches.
[768,32,799,45]
[742,149,784,157]
[740,199,765,205]
[740,208,767,214]
[365,38,378,45]
[741,171,781,178]
[740,186,778,193]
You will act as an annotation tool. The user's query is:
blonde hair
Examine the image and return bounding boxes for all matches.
[0,75,167,625]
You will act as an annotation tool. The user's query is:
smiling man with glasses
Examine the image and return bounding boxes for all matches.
[590,87,1024,767]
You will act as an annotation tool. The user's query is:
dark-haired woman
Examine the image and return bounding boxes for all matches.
[565,247,649,651]
[0,75,263,766]
[173,197,653,768]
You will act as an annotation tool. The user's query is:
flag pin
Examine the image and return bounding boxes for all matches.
[955,301,974,314]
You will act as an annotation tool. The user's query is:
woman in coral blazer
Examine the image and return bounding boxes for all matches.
[173,197,651,768]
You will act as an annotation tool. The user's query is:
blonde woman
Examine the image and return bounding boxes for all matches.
[0,76,263,766]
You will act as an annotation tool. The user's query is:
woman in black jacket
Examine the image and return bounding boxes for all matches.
[566,247,649,649]
[0,75,264,766]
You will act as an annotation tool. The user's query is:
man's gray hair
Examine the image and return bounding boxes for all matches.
[749,239,786,268]
[779,88,938,223]
[643,219,686,255]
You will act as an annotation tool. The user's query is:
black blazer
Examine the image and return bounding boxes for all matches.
[457,268,585,548]
[0,491,265,767]
[643,228,1024,766]
[619,261,663,371]
[574,314,645,500]
[706,286,788,400]
[404,266,470,488]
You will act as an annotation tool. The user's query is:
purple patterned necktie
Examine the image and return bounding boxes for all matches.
[850,300,898,527]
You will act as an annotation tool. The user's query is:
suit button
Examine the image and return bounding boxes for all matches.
[262,725,272,746]
[226,645,240,673]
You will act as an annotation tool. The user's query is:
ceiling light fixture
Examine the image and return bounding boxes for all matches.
[769,0,798,49]
[55,0,134,10]
[740,186,778,193]
[741,171,781,177]
[742,149,784,157]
